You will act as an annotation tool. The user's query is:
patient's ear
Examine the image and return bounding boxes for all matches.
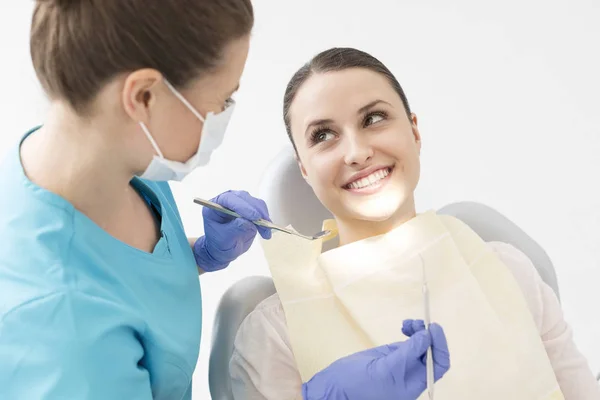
[296,157,310,182]
[410,113,422,154]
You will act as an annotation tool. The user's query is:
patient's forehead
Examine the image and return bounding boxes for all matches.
[290,68,400,132]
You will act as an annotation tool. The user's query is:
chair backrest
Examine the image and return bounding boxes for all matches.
[208,276,276,400]
[437,201,560,300]
[208,146,562,399]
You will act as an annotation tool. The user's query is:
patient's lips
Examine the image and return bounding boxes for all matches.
[343,166,394,195]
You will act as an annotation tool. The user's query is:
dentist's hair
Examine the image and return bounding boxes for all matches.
[30,0,253,114]
[283,47,412,153]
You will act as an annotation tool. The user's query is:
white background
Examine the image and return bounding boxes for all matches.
[1,0,599,398]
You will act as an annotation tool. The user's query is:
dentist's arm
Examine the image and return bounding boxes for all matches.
[188,237,206,275]
[190,190,271,274]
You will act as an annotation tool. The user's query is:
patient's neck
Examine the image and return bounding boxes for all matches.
[336,199,417,246]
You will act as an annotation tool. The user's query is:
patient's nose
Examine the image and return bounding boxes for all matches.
[343,132,374,166]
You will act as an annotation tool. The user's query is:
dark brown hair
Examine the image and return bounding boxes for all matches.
[30,0,254,114]
[283,47,412,153]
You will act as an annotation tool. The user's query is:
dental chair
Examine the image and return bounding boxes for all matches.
[208,146,585,400]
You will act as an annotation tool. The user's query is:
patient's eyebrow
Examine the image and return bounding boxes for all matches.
[358,99,391,114]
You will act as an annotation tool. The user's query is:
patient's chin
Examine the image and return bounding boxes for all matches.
[346,189,406,222]
[354,205,400,222]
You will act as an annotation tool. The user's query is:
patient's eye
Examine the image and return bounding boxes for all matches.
[310,127,336,145]
[364,111,387,127]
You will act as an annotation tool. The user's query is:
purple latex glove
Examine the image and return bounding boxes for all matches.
[193,190,272,272]
[302,319,450,400]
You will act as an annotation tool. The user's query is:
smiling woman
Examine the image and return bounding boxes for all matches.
[282,48,421,244]
[227,47,600,400]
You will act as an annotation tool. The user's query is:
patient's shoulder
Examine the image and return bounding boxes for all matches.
[486,241,545,329]
[233,293,291,349]
[241,292,286,329]
[487,241,541,286]
[254,292,285,313]
[230,294,303,399]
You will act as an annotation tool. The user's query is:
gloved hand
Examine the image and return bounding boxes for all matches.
[193,190,272,272]
[302,319,450,400]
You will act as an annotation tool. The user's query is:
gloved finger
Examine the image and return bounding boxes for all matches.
[382,330,430,376]
[402,319,426,337]
[233,191,271,221]
[367,341,402,358]
[384,330,430,368]
[241,233,257,249]
[237,226,258,251]
[224,190,269,222]
[211,191,263,222]
[212,219,257,253]
[429,323,450,378]
[256,226,272,240]
[406,330,432,361]
[229,191,272,239]
[203,192,238,223]
[209,204,270,240]
[230,218,258,242]
[230,231,257,258]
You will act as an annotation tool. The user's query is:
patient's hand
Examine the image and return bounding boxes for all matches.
[301,319,450,400]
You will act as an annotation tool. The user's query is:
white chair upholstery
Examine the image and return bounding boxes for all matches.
[208,276,276,400]
[438,201,560,300]
[208,147,574,400]
[257,146,339,252]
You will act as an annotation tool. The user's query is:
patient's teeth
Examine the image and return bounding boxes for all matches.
[347,168,391,190]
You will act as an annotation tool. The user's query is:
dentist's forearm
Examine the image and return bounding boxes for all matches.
[188,237,207,275]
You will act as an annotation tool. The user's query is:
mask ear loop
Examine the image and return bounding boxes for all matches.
[139,122,164,158]
[163,79,206,122]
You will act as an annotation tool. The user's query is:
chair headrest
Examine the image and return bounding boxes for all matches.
[258,146,338,251]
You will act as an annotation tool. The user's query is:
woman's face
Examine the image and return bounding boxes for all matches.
[147,36,251,163]
[120,35,251,171]
[289,68,422,227]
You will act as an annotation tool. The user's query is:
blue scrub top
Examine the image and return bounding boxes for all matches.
[0,129,202,400]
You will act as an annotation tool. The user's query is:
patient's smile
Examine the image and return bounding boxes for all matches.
[343,166,394,194]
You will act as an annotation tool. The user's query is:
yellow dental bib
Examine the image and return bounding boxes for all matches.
[260,211,563,399]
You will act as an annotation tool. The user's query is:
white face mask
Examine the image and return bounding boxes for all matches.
[138,79,236,181]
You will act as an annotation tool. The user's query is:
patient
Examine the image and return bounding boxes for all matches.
[229,47,599,399]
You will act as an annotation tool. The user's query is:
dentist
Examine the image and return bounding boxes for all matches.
[0,1,450,399]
